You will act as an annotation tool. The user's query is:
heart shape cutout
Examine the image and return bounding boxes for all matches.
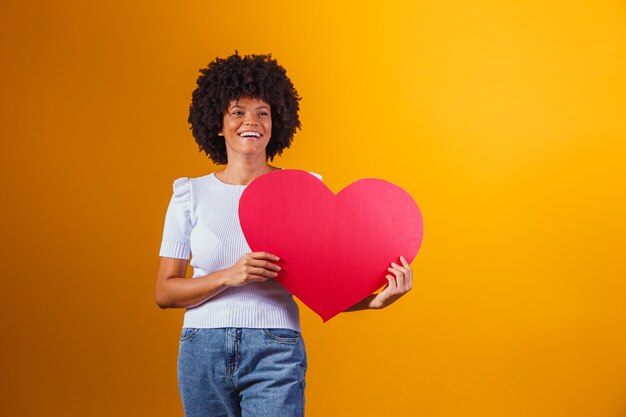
[239,170,424,322]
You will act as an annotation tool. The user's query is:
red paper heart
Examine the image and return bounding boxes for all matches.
[239,170,423,322]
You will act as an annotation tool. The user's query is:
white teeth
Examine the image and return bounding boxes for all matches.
[239,131,261,138]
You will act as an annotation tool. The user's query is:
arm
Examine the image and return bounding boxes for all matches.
[155,252,281,309]
[344,256,413,312]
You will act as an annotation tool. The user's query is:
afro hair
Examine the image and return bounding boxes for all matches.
[188,51,302,165]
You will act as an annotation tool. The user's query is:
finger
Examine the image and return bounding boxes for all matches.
[399,257,413,289]
[240,276,271,285]
[388,267,408,292]
[391,262,409,274]
[381,278,391,290]
[249,259,281,271]
[250,252,280,261]
[388,266,404,277]
[395,269,407,291]
[247,266,279,278]
[385,272,398,291]
[247,275,272,282]
[406,265,413,290]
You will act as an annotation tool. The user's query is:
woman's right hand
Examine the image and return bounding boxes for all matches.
[221,252,281,287]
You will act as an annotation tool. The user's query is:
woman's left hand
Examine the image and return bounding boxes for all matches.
[368,256,413,309]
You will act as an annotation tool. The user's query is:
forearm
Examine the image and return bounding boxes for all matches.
[156,270,229,309]
[344,294,380,312]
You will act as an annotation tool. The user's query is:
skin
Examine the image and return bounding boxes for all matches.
[155,96,412,310]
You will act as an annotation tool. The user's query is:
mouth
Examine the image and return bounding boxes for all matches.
[238,130,263,140]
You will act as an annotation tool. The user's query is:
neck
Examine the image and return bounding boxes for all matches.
[217,154,277,185]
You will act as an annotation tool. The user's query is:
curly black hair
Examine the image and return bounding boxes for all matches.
[188,51,302,165]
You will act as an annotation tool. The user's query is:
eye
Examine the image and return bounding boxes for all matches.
[259,111,270,116]
[232,111,244,116]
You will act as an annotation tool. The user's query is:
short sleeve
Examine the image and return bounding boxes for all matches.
[158,177,193,259]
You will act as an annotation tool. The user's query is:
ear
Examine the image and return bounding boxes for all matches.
[217,130,224,136]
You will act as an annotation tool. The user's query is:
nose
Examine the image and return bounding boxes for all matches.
[243,113,258,126]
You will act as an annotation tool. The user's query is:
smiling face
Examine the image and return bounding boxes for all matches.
[218,96,272,162]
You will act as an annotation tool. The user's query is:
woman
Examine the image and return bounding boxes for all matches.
[155,52,413,417]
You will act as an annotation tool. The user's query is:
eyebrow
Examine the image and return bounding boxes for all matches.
[229,104,270,111]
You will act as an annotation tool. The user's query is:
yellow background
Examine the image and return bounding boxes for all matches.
[2,1,625,416]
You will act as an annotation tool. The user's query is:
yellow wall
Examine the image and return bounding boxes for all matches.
[2,1,625,416]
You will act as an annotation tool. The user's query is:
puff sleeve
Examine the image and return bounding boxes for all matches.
[158,177,193,259]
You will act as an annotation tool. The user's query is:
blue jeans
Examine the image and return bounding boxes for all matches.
[178,328,307,417]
